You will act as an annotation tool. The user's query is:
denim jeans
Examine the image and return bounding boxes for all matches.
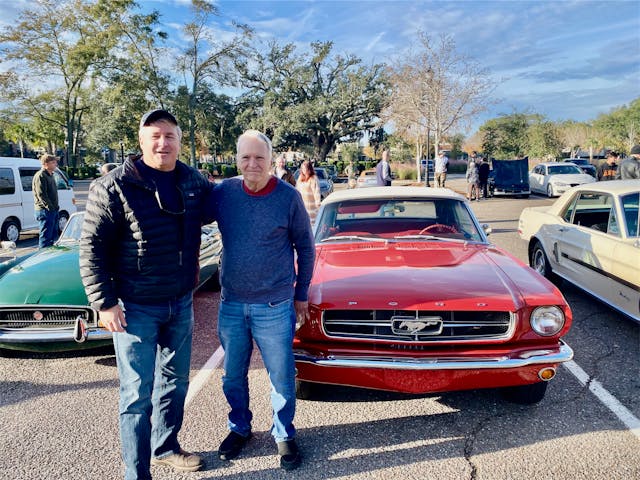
[218,297,297,442]
[35,208,58,248]
[113,292,194,480]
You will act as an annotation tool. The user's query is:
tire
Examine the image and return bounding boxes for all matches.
[58,211,69,234]
[502,381,548,404]
[530,240,553,278]
[1,219,20,242]
[546,184,554,198]
[295,379,315,400]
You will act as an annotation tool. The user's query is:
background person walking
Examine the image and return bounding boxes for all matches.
[375,149,392,186]
[434,151,449,188]
[465,158,480,201]
[598,151,618,181]
[478,157,490,198]
[617,145,640,179]
[296,159,322,224]
[32,154,59,248]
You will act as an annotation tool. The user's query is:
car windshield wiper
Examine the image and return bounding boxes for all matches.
[320,235,387,243]
[392,234,467,243]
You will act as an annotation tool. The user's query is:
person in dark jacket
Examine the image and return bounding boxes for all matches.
[597,151,618,181]
[32,154,59,248]
[478,156,491,198]
[375,149,392,186]
[79,109,214,479]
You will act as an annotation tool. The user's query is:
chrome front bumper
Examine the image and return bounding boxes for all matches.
[0,328,112,344]
[295,340,573,370]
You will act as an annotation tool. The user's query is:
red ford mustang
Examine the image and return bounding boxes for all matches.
[294,187,573,404]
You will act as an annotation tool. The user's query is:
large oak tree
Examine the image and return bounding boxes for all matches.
[238,41,390,162]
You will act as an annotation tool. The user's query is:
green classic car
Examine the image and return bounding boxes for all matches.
[0,212,221,352]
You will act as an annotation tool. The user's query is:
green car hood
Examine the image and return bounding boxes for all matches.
[0,245,88,306]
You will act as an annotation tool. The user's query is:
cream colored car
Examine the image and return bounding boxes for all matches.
[518,180,640,323]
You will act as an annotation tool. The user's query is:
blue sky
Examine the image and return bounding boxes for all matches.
[2,0,639,133]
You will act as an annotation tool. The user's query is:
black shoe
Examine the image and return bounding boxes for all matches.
[218,431,251,460]
[278,439,301,471]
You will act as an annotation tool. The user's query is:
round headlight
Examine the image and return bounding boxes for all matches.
[530,306,565,336]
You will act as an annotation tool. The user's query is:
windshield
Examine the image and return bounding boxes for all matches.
[57,213,84,244]
[315,198,484,243]
[548,165,583,175]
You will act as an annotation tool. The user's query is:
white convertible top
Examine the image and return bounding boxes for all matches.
[323,186,465,204]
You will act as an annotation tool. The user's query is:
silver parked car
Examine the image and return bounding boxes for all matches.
[529,162,596,197]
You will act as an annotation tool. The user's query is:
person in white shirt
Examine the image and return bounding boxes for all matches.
[434,151,449,188]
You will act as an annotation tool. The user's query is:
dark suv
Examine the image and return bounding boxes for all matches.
[563,158,597,177]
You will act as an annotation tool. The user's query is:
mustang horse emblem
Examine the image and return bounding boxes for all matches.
[398,320,437,334]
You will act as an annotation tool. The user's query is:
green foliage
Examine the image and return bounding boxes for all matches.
[592,98,640,153]
[526,121,562,159]
[238,41,390,162]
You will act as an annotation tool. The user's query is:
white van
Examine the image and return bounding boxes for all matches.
[0,157,77,242]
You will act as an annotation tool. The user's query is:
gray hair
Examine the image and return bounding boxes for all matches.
[237,129,272,159]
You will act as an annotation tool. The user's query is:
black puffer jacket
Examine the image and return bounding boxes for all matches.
[79,159,214,310]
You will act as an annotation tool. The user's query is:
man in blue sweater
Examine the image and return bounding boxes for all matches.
[213,130,315,470]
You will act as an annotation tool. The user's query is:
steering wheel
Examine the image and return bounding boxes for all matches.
[419,223,458,234]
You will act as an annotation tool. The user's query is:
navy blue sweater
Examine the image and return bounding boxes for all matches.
[213,178,315,303]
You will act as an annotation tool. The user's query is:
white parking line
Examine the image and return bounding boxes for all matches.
[185,345,224,406]
[563,360,640,440]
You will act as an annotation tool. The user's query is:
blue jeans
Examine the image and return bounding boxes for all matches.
[113,292,194,480]
[218,297,297,442]
[35,208,58,248]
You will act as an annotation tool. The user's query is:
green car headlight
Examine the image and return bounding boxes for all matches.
[530,306,565,336]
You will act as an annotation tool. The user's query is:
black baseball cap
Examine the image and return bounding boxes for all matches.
[139,109,178,129]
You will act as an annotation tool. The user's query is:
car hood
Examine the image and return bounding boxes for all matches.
[549,174,594,183]
[310,242,560,310]
[0,245,88,305]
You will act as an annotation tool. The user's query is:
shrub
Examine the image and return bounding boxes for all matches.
[222,165,238,178]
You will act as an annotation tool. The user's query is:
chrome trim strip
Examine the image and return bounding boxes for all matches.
[0,329,112,343]
[295,340,573,370]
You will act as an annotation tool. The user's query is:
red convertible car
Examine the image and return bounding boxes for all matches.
[294,187,573,404]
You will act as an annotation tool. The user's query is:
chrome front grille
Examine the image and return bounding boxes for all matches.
[0,306,96,330]
[322,309,514,342]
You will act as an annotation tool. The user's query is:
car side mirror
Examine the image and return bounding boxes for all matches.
[482,224,492,236]
[0,241,16,260]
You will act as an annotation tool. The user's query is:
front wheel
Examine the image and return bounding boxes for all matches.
[295,379,316,400]
[501,381,548,404]
[546,184,554,197]
[531,240,552,277]
[1,219,20,242]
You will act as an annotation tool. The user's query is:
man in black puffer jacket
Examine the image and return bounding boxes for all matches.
[80,109,214,479]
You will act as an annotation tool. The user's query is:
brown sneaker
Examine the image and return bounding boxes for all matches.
[151,448,203,472]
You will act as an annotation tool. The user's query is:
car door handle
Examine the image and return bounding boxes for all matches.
[558,227,568,232]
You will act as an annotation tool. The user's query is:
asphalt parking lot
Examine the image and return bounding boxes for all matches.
[1,177,638,479]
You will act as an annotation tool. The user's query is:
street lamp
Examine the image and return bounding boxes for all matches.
[63,139,69,167]
[425,128,431,187]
